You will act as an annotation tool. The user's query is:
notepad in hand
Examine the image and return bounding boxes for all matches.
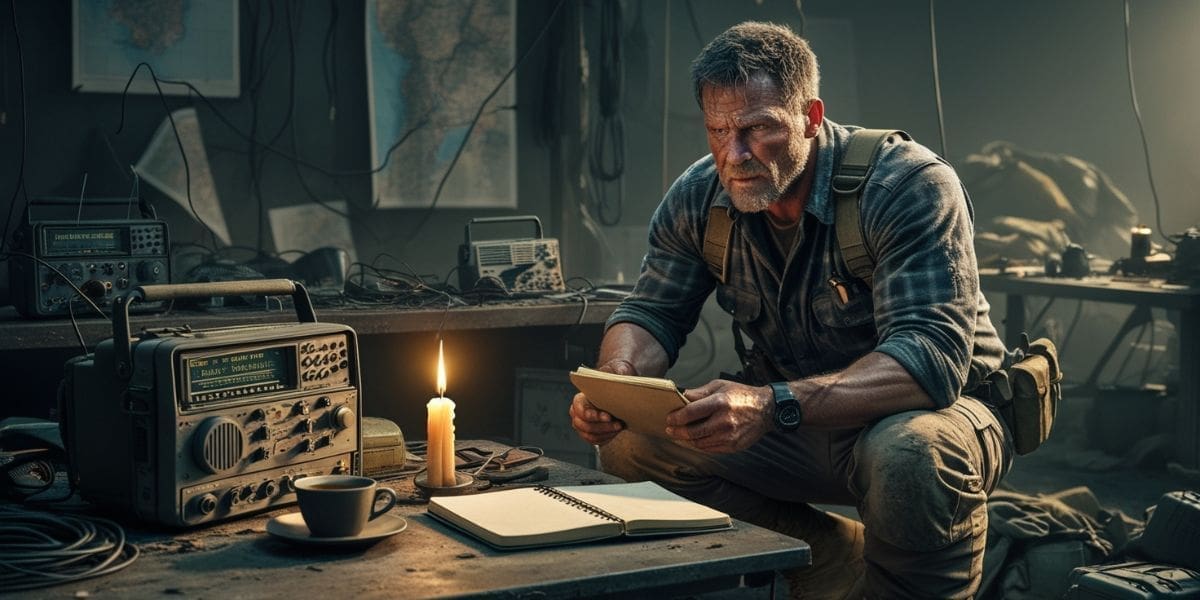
[569,366,688,438]
[427,481,732,550]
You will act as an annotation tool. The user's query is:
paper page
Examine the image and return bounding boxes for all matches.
[429,487,620,548]
[268,200,358,265]
[134,107,231,245]
[555,482,731,533]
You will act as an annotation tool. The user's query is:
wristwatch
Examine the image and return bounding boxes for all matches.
[770,382,802,432]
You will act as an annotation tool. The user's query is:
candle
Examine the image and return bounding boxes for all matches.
[426,340,457,487]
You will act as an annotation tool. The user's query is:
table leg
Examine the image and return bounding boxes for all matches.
[1177,308,1200,468]
[1004,293,1026,349]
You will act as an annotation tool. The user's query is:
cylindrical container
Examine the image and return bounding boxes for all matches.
[1131,225,1152,261]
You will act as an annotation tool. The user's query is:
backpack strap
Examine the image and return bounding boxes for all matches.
[703,205,734,284]
[702,128,911,287]
[832,129,911,289]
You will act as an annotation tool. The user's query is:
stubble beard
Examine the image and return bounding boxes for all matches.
[725,138,811,214]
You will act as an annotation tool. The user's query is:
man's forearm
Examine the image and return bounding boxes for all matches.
[597,322,671,377]
[790,351,936,429]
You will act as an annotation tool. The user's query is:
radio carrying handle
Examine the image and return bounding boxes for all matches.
[463,215,544,245]
[113,279,317,379]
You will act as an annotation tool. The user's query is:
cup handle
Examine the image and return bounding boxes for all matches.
[369,487,398,521]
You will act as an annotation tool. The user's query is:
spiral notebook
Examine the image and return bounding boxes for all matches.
[426,481,732,550]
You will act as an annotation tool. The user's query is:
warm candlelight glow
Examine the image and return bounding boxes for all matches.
[436,339,447,397]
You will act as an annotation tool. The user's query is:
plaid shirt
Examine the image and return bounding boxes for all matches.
[607,119,1006,408]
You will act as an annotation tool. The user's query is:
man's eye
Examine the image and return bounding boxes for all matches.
[750,124,769,132]
[709,128,727,136]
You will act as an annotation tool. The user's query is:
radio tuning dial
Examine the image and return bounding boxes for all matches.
[194,493,218,516]
[332,406,355,431]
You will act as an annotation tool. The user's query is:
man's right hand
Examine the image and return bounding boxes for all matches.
[568,358,635,446]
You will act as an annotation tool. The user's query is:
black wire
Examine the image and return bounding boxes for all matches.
[0,0,27,255]
[322,0,339,122]
[66,299,87,355]
[795,0,807,36]
[113,62,219,248]
[928,0,948,158]
[588,0,625,227]
[113,61,431,180]
[0,251,110,320]
[684,0,705,46]
[400,0,568,248]
[1122,0,1170,244]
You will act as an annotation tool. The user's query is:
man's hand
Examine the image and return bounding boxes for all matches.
[568,359,636,446]
[664,379,774,453]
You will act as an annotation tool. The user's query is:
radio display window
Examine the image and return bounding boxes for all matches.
[187,346,296,403]
[43,227,129,256]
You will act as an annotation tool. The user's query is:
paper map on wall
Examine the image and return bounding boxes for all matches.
[365,0,517,209]
[72,0,239,97]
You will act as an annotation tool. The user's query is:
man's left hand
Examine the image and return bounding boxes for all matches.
[664,379,774,453]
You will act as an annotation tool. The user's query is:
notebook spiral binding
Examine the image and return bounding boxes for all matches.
[534,485,623,523]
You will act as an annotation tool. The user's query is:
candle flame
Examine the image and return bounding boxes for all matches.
[436,339,446,397]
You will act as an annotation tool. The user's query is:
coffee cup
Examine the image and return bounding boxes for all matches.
[293,475,398,537]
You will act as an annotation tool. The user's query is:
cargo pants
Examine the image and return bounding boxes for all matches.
[598,395,1013,599]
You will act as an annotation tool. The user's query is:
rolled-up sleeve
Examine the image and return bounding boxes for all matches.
[606,164,716,366]
[866,161,979,408]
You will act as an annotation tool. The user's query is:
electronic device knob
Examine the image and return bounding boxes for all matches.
[316,396,332,407]
[303,439,316,453]
[302,419,315,434]
[259,480,278,499]
[80,279,107,300]
[250,408,267,421]
[280,476,295,493]
[137,260,164,282]
[294,401,309,415]
[194,493,218,516]
[332,406,354,431]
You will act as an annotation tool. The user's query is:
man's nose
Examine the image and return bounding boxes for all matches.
[726,136,752,164]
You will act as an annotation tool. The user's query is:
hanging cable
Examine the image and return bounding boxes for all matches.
[1122,0,1170,244]
[588,0,625,226]
[0,0,27,255]
[928,0,948,158]
[660,1,672,195]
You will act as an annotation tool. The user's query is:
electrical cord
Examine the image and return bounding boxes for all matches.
[1122,0,1170,245]
[928,0,948,158]
[114,62,219,249]
[0,505,139,591]
[588,0,625,226]
[322,0,340,122]
[0,0,28,255]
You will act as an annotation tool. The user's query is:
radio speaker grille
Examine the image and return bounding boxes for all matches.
[193,417,245,474]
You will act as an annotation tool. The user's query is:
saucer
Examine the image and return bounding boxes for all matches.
[266,512,407,547]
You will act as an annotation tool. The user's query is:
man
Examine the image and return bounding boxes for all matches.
[570,21,1013,599]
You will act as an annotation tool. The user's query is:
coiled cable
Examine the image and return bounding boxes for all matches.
[0,506,139,591]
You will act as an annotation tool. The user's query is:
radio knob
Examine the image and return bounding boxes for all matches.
[302,419,315,434]
[259,480,279,499]
[116,277,129,289]
[316,396,332,408]
[251,408,267,421]
[303,439,316,453]
[137,260,164,282]
[332,406,355,431]
[294,401,309,415]
[80,279,106,300]
[194,493,218,516]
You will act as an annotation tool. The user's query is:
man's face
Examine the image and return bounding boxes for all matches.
[702,74,813,213]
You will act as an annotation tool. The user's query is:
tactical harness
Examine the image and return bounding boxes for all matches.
[699,129,1059,454]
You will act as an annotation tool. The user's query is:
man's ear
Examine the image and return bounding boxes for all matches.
[804,99,824,137]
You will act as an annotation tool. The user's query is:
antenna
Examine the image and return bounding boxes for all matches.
[75,172,90,223]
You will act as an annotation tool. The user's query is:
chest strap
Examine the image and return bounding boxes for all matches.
[832,129,910,289]
[702,129,910,289]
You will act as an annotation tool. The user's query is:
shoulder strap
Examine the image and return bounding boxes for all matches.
[832,129,910,289]
[703,205,734,284]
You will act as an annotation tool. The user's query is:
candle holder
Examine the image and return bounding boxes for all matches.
[414,470,476,497]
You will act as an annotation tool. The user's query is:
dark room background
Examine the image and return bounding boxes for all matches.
[2,0,1197,393]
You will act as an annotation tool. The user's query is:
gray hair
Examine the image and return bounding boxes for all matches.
[690,21,820,109]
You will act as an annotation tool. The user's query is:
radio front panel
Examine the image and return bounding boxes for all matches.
[11,220,169,317]
[67,322,362,527]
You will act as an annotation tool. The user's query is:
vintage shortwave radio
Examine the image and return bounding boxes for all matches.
[62,280,361,527]
[458,215,566,293]
[9,197,169,318]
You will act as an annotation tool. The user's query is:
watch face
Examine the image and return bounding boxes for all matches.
[776,403,802,428]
